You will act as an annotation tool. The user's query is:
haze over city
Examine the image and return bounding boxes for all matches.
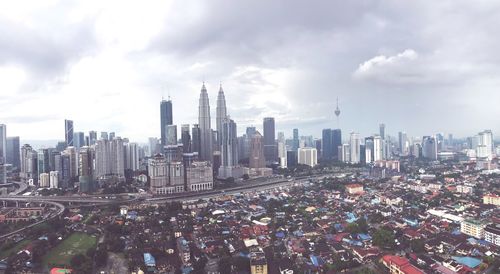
[2,1,500,142]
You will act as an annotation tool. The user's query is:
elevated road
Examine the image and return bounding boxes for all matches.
[0,198,65,240]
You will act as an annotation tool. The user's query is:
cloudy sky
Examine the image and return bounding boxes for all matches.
[1,0,500,143]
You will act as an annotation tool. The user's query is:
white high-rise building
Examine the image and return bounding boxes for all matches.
[218,117,240,178]
[298,147,317,167]
[349,132,361,164]
[39,173,50,188]
[125,142,140,171]
[198,83,212,162]
[341,144,350,163]
[277,132,287,168]
[49,171,59,189]
[373,135,383,161]
[95,139,110,178]
[477,130,494,160]
[110,137,125,177]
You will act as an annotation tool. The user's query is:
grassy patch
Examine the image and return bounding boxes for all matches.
[42,232,97,268]
[0,239,30,259]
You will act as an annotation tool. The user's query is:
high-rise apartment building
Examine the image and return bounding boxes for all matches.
[349,132,361,164]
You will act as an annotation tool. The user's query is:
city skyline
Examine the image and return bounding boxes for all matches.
[1,1,500,141]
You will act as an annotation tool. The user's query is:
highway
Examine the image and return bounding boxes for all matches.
[0,198,65,240]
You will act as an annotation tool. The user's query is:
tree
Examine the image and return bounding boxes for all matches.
[346,223,361,234]
[373,228,395,248]
[218,257,232,274]
[70,254,86,267]
[410,239,425,253]
[356,217,369,233]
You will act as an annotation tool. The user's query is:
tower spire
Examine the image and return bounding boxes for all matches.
[334,97,341,128]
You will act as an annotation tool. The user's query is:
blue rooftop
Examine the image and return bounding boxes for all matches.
[452,256,482,269]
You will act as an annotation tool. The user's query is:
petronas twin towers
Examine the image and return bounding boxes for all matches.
[198,83,237,168]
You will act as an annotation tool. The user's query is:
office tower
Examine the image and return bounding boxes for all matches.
[73,132,85,149]
[110,137,125,177]
[95,139,111,178]
[125,142,140,171]
[298,147,318,167]
[64,119,74,147]
[349,132,361,164]
[365,137,374,163]
[315,139,322,159]
[49,171,59,189]
[191,124,201,155]
[246,127,256,138]
[198,83,212,161]
[166,125,178,146]
[292,128,299,151]
[21,144,37,182]
[216,85,227,151]
[0,124,6,164]
[360,144,367,164]
[263,117,277,163]
[148,137,159,156]
[436,133,444,152]
[160,98,173,146]
[60,153,71,189]
[109,132,115,140]
[220,117,238,167]
[63,146,78,180]
[89,131,97,145]
[373,135,383,161]
[379,123,385,140]
[100,131,108,140]
[181,124,191,153]
[422,136,438,160]
[447,134,453,147]
[332,129,342,160]
[278,132,287,168]
[322,129,333,160]
[398,131,409,156]
[0,163,5,184]
[287,150,298,167]
[6,136,20,169]
[37,149,50,180]
[250,131,266,169]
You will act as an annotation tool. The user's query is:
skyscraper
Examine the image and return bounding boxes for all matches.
[191,124,201,156]
[37,149,50,180]
[250,131,266,169]
[216,85,227,151]
[160,98,173,146]
[398,131,409,156]
[349,132,361,164]
[365,136,374,163]
[477,130,494,159]
[292,128,299,151]
[263,117,276,163]
[422,136,438,160]
[6,136,20,169]
[89,131,98,145]
[198,83,212,161]
[379,123,385,140]
[322,129,333,161]
[277,132,287,168]
[73,132,85,149]
[181,124,191,153]
[166,125,177,146]
[332,129,342,160]
[0,124,6,164]
[21,144,37,182]
[220,117,238,167]
[373,135,383,161]
[64,119,74,147]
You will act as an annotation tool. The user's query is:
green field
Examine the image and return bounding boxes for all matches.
[43,233,97,268]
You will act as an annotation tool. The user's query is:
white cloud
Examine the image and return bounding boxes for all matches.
[353,49,420,83]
